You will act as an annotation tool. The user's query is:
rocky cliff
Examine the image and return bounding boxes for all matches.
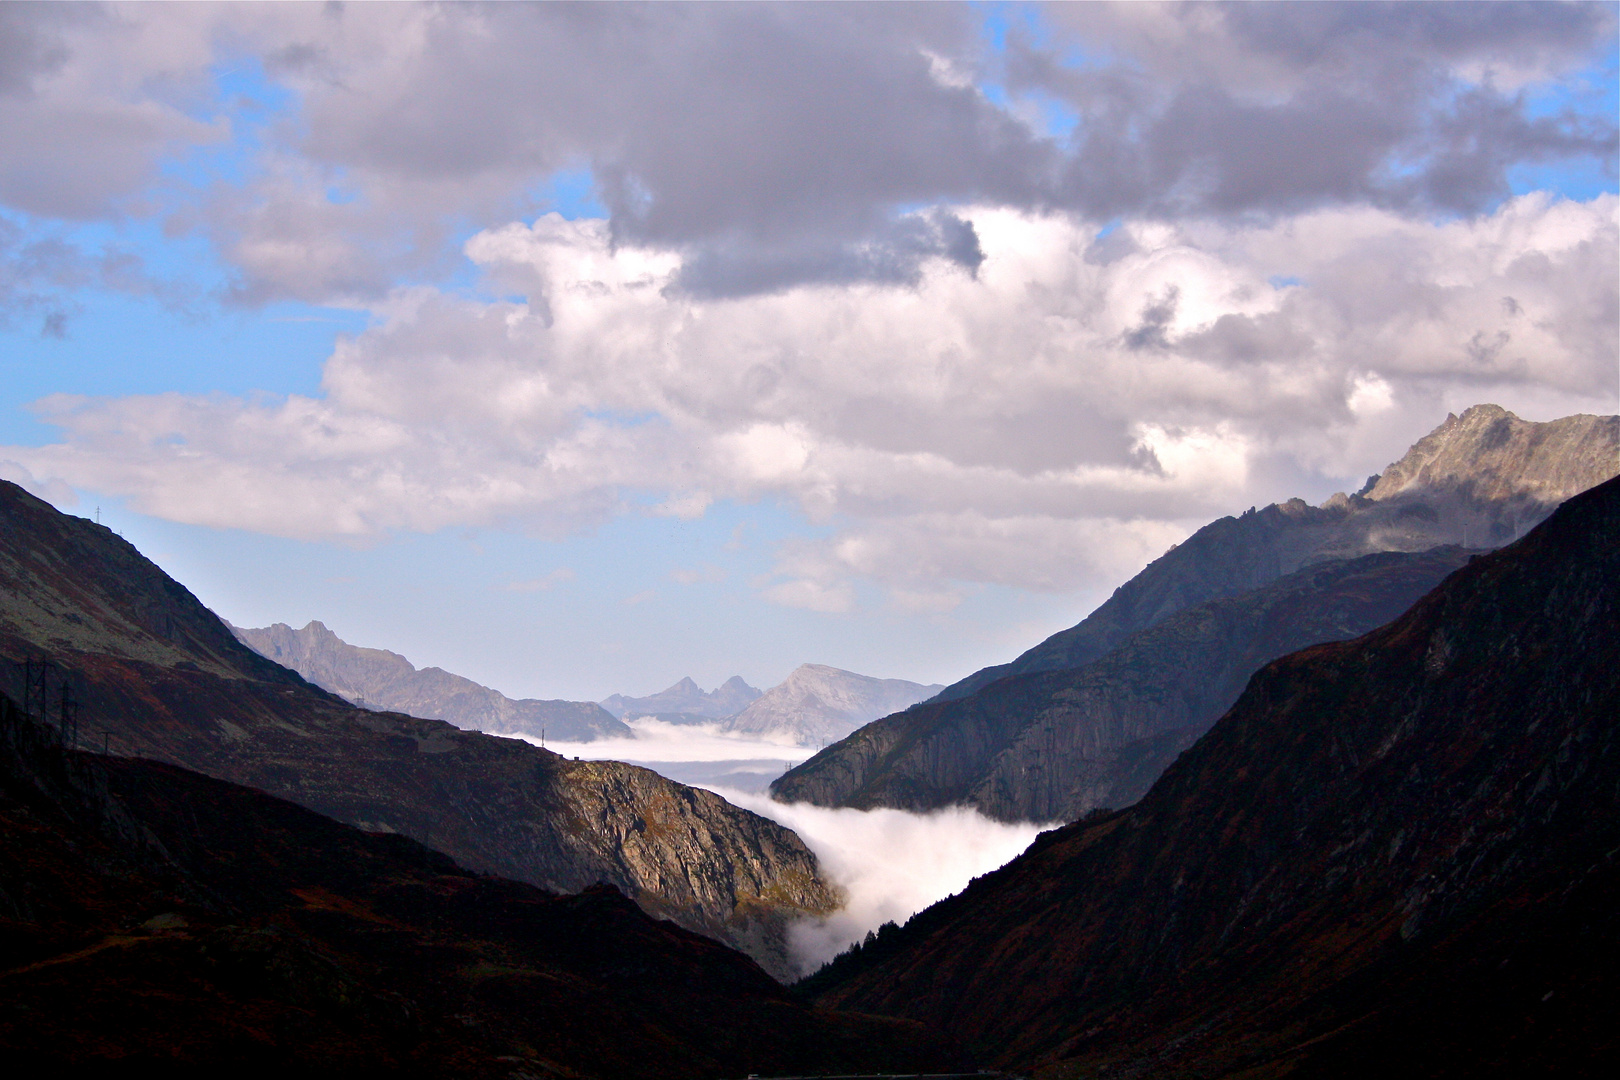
[229,619,629,741]
[0,696,955,1076]
[776,547,1473,820]
[0,479,834,980]
[724,664,943,746]
[601,674,762,722]
[809,474,1620,1077]
[774,405,1617,820]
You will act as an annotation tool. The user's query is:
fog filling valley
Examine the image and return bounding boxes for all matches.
[524,720,1052,976]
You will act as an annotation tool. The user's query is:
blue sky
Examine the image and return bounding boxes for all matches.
[2,2,1615,700]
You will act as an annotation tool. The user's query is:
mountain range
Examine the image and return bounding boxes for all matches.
[604,666,943,746]
[774,405,1619,821]
[601,674,764,723]
[231,624,944,750]
[0,479,833,980]
[228,619,630,742]
[802,472,1620,1077]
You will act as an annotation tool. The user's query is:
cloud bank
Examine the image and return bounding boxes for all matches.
[1,3,1614,616]
[719,788,1052,976]
[11,193,1615,608]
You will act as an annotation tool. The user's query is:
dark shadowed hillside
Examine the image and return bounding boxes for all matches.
[775,405,1617,820]
[0,479,833,979]
[0,696,954,1077]
[809,475,1620,1078]
[777,546,1474,820]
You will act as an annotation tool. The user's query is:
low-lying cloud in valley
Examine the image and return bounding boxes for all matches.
[525,719,1052,976]
[721,789,1052,976]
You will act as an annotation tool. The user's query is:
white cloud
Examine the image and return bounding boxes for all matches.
[5,195,1615,606]
[719,789,1054,976]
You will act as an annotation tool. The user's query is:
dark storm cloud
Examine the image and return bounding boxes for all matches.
[673,210,985,298]
[0,3,76,99]
[0,2,1612,303]
[1021,1,1617,220]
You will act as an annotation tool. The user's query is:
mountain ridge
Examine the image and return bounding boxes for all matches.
[809,473,1620,1075]
[229,619,629,741]
[932,404,1616,703]
[601,674,763,722]
[723,664,943,746]
[773,405,1618,820]
[0,693,955,1076]
[774,546,1475,819]
[0,478,835,980]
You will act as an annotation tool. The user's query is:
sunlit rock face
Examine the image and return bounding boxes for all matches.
[0,480,836,981]
[229,619,629,742]
[808,475,1620,1077]
[774,406,1619,821]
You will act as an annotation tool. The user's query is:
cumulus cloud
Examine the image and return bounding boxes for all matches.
[8,193,1613,604]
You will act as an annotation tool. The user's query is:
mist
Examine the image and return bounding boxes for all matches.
[715,788,1053,977]
[519,720,1055,975]
[518,718,812,792]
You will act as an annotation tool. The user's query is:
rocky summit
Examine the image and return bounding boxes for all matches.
[807,474,1620,1077]
[0,479,834,980]
[723,663,943,746]
[230,619,629,742]
[601,674,763,723]
[773,405,1618,821]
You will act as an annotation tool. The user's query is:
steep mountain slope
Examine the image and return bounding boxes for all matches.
[935,404,1615,703]
[775,547,1472,820]
[0,479,833,980]
[810,475,1620,1077]
[0,697,955,1077]
[229,619,629,741]
[775,406,1617,820]
[724,664,943,746]
[601,675,762,722]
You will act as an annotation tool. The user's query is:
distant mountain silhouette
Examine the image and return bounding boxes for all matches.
[775,405,1618,820]
[230,619,629,741]
[807,474,1620,1076]
[601,674,762,722]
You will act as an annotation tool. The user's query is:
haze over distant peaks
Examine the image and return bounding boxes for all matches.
[724,665,943,747]
[229,620,628,742]
[600,675,762,722]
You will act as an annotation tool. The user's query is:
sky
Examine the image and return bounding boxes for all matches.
[2,2,1617,703]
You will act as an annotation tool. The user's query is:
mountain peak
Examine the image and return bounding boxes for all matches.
[1367,404,1617,505]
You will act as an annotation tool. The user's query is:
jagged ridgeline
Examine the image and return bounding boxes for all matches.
[227,619,630,741]
[808,474,1620,1076]
[774,405,1619,821]
[0,480,836,981]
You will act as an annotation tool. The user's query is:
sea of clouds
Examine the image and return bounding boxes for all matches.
[529,719,1053,976]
